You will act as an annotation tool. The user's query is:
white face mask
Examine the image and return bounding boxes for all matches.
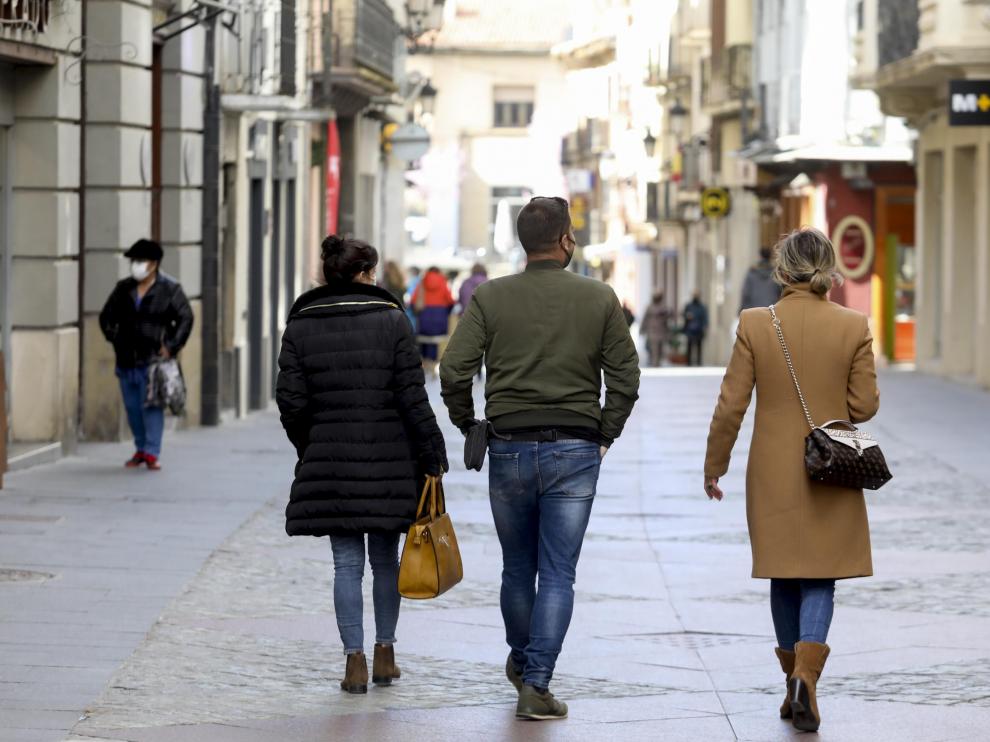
[131,261,152,282]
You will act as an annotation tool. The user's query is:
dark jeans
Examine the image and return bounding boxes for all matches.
[116,366,164,457]
[770,578,836,650]
[329,532,401,654]
[488,438,601,689]
[686,335,704,366]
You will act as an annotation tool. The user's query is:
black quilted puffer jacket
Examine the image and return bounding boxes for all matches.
[276,280,448,537]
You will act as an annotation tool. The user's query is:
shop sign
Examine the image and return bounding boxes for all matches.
[831,215,875,281]
[701,187,730,218]
[948,80,990,126]
[566,169,593,193]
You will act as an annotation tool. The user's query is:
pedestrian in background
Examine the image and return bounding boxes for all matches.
[405,266,422,328]
[621,301,635,327]
[740,245,782,312]
[703,227,879,733]
[683,292,709,366]
[440,196,640,721]
[276,235,448,695]
[458,263,488,311]
[411,266,455,376]
[382,260,406,307]
[98,238,193,471]
[641,292,671,367]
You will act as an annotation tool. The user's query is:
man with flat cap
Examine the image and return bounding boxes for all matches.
[99,239,193,470]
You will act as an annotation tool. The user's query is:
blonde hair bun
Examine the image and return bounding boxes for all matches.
[772,227,842,296]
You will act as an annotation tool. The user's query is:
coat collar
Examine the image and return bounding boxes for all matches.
[525,259,564,272]
[288,280,401,318]
[780,282,826,301]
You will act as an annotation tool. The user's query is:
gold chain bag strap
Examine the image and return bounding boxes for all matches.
[769,305,892,491]
[398,475,464,599]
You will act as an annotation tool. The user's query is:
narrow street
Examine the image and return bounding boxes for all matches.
[2,370,989,742]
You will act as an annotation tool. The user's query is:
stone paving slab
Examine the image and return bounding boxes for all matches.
[4,370,990,741]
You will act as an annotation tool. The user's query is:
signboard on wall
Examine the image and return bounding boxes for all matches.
[948,80,990,126]
[701,187,731,218]
[325,120,341,235]
[831,215,875,280]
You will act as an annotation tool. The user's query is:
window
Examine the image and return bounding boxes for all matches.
[493,86,535,128]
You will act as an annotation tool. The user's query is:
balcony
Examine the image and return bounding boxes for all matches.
[704,43,752,116]
[312,0,399,114]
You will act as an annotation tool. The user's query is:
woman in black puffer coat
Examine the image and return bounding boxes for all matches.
[276,235,448,694]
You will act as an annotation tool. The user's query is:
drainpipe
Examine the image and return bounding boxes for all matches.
[76,0,87,448]
[201,14,221,426]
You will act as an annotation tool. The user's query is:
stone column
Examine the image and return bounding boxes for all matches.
[9,51,82,447]
[81,0,154,441]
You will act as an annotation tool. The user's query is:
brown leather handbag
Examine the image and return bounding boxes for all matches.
[398,476,463,599]
[770,305,892,491]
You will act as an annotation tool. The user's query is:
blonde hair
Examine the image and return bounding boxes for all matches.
[772,227,843,296]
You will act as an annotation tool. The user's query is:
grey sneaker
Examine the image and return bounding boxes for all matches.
[505,654,523,692]
[516,684,568,720]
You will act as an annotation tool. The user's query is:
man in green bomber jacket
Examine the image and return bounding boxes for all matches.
[440,196,640,721]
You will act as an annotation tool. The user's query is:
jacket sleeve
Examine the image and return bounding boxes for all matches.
[704,313,756,479]
[99,287,119,342]
[599,295,641,445]
[275,330,310,457]
[392,314,448,474]
[847,316,880,424]
[166,284,194,355]
[439,296,486,430]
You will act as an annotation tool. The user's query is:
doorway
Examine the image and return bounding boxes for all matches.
[248,177,266,410]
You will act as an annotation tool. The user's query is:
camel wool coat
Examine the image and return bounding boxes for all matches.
[704,283,880,579]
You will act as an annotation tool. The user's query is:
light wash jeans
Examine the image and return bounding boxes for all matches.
[329,532,401,655]
[770,578,836,650]
[488,438,601,690]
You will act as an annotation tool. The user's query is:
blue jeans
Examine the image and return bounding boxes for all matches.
[117,366,164,457]
[770,578,836,650]
[329,532,401,654]
[488,438,601,689]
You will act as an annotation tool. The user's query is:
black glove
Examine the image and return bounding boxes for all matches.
[421,433,449,476]
[464,420,492,472]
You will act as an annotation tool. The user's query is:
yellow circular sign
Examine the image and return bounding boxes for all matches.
[701,187,731,217]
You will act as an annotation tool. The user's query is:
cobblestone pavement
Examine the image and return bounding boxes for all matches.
[2,370,990,741]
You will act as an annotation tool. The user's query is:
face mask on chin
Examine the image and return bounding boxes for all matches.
[131,261,152,282]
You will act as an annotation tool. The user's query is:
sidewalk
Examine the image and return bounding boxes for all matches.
[2,370,990,741]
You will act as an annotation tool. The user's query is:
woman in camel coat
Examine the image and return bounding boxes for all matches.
[703,227,880,733]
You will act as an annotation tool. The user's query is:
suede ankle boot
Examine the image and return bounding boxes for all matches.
[340,651,368,694]
[372,643,401,686]
[788,641,830,732]
[775,647,796,719]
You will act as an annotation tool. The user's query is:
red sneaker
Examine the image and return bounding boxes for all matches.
[144,454,162,471]
[125,453,145,468]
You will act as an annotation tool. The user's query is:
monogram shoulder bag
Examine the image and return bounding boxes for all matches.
[769,305,892,491]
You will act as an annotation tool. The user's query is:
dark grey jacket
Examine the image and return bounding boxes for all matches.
[740,260,782,312]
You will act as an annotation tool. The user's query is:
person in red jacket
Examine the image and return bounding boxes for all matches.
[410,266,454,375]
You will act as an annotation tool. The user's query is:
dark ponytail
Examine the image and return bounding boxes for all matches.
[321,235,378,283]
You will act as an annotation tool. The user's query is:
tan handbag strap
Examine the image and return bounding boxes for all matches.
[415,478,433,519]
[768,304,817,432]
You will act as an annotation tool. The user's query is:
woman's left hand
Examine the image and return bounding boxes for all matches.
[704,477,723,501]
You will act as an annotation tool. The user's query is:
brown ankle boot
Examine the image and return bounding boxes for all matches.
[340,651,368,694]
[774,647,796,719]
[372,643,401,686]
[789,641,830,731]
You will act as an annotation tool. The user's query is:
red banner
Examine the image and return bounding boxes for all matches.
[325,120,341,236]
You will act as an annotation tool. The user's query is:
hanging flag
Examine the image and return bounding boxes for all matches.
[325,120,341,235]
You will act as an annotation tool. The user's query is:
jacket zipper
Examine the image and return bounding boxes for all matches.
[298,300,399,313]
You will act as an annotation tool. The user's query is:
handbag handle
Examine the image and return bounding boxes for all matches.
[769,305,816,432]
[415,475,445,520]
